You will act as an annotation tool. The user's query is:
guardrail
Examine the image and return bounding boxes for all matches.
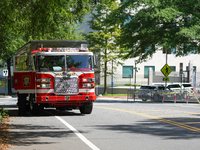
[127,89,200,104]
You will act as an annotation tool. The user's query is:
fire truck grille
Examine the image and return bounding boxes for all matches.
[54,77,79,95]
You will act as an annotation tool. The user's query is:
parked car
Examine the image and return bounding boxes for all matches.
[181,83,194,94]
[138,85,165,101]
[167,83,194,100]
[167,84,181,92]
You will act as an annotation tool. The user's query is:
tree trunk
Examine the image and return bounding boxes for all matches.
[104,62,107,94]
[7,58,12,95]
[104,47,107,94]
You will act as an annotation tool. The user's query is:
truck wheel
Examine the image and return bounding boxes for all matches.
[30,101,43,116]
[79,102,93,114]
[18,94,28,116]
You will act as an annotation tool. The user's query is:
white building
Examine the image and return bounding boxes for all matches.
[103,50,199,88]
[79,1,200,88]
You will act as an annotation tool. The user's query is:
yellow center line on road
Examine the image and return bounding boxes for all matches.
[184,122,200,125]
[171,118,200,121]
[157,114,192,117]
[127,109,200,114]
[126,109,195,116]
[95,106,200,133]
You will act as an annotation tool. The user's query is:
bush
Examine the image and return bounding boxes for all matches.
[124,84,141,86]
[0,106,9,121]
[124,84,132,86]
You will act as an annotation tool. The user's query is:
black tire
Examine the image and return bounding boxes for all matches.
[79,102,93,114]
[18,94,28,116]
[29,95,43,116]
[30,103,43,116]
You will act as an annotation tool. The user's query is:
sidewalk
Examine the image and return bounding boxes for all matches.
[97,96,127,100]
[0,95,13,98]
[96,95,143,102]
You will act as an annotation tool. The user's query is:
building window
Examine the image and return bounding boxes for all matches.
[145,44,155,53]
[169,66,176,71]
[184,43,197,54]
[171,48,176,54]
[163,48,176,54]
[144,66,155,78]
[186,66,196,72]
[123,66,133,78]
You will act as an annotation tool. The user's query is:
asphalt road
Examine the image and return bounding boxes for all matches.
[2,97,200,150]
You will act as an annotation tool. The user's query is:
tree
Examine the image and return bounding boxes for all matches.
[0,0,114,94]
[108,0,200,62]
[42,23,85,40]
[84,1,123,94]
[14,0,115,41]
[0,0,25,94]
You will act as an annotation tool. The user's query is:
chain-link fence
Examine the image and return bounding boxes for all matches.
[97,71,200,89]
[127,89,200,103]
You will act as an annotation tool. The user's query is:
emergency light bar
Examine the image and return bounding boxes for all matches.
[31,44,89,54]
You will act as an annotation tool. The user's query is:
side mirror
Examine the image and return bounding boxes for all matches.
[94,65,98,69]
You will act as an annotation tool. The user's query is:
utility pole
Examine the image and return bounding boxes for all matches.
[111,60,113,95]
[134,59,138,101]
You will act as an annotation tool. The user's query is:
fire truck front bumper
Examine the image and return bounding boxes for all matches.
[36,95,96,103]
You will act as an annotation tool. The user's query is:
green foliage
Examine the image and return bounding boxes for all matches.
[42,23,84,40]
[0,106,9,121]
[0,0,24,60]
[108,0,200,62]
[0,0,115,60]
[124,83,141,86]
[84,1,123,93]
[0,79,6,87]
[14,0,115,41]
[0,0,115,94]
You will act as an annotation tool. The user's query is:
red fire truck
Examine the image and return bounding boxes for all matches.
[13,40,96,116]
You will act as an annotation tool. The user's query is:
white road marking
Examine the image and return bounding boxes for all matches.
[55,116,100,150]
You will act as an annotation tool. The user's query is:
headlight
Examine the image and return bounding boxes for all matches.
[36,78,51,82]
[82,78,95,82]
[37,84,51,88]
[82,83,95,88]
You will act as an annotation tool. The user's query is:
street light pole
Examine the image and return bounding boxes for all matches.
[134,59,137,101]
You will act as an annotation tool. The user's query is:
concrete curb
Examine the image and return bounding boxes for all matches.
[96,97,142,102]
[97,97,127,101]
[0,96,12,98]
[0,95,16,98]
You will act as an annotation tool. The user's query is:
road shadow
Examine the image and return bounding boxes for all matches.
[7,108,83,117]
[8,121,86,147]
[92,115,200,140]
[7,108,85,147]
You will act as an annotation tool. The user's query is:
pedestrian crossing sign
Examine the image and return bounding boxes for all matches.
[161,64,172,77]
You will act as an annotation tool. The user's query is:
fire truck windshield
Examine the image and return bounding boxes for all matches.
[37,55,93,72]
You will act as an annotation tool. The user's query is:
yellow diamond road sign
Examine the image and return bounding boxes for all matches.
[161,64,172,77]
